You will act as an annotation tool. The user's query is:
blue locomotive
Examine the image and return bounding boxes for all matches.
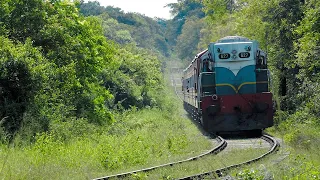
[182,36,273,133]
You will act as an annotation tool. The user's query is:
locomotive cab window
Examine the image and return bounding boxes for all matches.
[203,59,213,72]
[256,50,267,68]
[257,55,265,65]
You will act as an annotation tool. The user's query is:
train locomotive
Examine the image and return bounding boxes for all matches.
[182,36,273,133]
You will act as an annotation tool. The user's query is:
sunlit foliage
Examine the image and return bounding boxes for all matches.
[0,0,165,139]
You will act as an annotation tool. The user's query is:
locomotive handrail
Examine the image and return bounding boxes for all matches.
[200,72,216,75]
[254,69,269,71]
[268,69,273,92]
[201,94,215,97]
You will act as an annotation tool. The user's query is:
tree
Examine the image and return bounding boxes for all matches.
[166,0,204,47]
[175,17,204,60]
[4,0,50,42]
[0,37,50,136]
[79,1,105,16]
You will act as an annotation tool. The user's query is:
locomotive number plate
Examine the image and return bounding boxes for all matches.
[219,53,230,59]
[239,52,250,58]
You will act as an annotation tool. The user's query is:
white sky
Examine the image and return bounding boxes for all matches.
[86,0,178,19]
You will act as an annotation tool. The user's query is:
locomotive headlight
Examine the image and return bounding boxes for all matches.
[212,94,218,101]
[217,48,223,53]
[245,46,251,51]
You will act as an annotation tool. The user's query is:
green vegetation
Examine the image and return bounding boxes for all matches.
[131,146,269,179]
[79,1,170,57]
[228,130,320,179]
[166,0,205,60]
[0,1,214,178]
[1,0,320,178]
[0,107,213,179]
[169,0,320,178]
[0,0,168,140]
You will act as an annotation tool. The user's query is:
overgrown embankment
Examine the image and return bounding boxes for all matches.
[0,1,213,179]
[0,0,164,141]
[0,106,212,179]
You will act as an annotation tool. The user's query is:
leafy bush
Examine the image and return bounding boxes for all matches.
[0,0,168,139]
[275,153,320,179]
[236,168,264,180]
[0,37,50,137]
[103,45,165,110]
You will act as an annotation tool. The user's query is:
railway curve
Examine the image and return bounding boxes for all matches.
[93,136,227,180]
[178,134,280,180]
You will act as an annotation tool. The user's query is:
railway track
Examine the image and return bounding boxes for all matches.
[94,134,279,180]
[178,134,280,179]
[93,136,227,180]
[170,69,183,102]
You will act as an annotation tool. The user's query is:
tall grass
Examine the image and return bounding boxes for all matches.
[0,75,213,179]
[232,123,320,179]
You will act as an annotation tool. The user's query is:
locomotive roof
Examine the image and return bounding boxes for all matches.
[183,49,208,72]
[196,49,208,58]
[218,36,250,43]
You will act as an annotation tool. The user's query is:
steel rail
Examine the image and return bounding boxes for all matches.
[178,134,280,180]
[93,136,227,180]
[171,73,183,102]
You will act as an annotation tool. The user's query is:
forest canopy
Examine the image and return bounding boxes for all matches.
[0,0,166,140]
